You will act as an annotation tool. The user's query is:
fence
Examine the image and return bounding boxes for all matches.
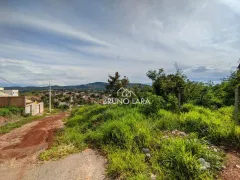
[0,97,26,107]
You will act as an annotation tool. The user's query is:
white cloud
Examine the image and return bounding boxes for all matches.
[0,0,239,86]
[0,10,114,47]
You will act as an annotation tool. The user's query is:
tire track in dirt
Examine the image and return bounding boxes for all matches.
[0,113,106,180]
[0,113,65,160]
[0,113,65,180]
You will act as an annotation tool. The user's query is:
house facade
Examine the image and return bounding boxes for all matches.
[0,88,44,115]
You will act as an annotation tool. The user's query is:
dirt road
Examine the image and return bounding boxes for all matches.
[0,113,106,180]
[220,152,240,180]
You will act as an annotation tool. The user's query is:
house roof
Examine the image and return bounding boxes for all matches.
[26,99,34,104]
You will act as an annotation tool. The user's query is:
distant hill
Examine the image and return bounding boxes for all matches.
[4,82,148,92]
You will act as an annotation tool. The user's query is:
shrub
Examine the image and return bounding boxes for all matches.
[140,95,165,116]
[181,103,195,113]
[0,106,24,117]
[0,108,11,117]
[166,94,179,112]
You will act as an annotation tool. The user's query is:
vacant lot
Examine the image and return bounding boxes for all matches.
[41,104,240,179]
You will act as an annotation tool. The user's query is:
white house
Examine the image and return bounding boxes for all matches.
[3,90,19,96]
[0,88,19,97]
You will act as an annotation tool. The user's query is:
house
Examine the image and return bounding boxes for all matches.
[3,90,19,96]
[25,99,44,116]
[0,91,10,97]
[0,88,19,97]
[0,88,44,116]
[59,102,69,106]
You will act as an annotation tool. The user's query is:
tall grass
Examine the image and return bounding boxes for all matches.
[39,103,240,179]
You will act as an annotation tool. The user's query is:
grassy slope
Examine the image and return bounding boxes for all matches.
[39,104,240,180]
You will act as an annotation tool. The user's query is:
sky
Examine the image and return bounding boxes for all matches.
[0,0,240,86]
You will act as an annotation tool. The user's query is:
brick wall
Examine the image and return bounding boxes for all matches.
[0,97,26,107]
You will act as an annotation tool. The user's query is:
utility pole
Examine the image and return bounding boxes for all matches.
[49,81,51,113]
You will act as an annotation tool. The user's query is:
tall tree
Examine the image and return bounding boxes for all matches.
[147,68,186,100]
[106,72,129,97]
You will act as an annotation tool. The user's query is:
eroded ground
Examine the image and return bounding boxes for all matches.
[0,113,106,180]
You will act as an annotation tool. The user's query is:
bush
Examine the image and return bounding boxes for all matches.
[181,103,196,113]
[0,108,11,117]
[166,94,179,112]
[0,106,24,117]
[140,95,165,116]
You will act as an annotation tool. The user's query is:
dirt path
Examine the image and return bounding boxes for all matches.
[0,113,65,161]
[23,149,106,180]
[220,152,240,180]
[0,113,106,180]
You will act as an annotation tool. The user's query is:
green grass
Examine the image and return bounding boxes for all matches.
[0,115,44,134]
[0,106,24,117]
[38,104,240,179]
[39,144,79,161]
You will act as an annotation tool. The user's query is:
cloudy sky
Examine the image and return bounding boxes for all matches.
[0,0,239,86]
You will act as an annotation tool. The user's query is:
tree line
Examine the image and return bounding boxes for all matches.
[106,64,240,110]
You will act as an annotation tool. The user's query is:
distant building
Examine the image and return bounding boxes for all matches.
[25,99,44,116]
[0,88,19,97]
[0,91,10,97]
[59,102,69,106]
[3,90,19,96]
[0,88,44,116]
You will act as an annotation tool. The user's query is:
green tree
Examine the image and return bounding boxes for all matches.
[106,72,129,97]
[147,68,186,101]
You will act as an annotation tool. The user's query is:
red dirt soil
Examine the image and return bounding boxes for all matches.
[220,152,240,180]
[0,116,8,126]
[0,113,65,161]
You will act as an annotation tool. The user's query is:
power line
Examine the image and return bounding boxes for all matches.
[0,76,21,87]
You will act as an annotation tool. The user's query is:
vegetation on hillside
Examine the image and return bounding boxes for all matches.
[40,104,239,179]
[39,66,240,179]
